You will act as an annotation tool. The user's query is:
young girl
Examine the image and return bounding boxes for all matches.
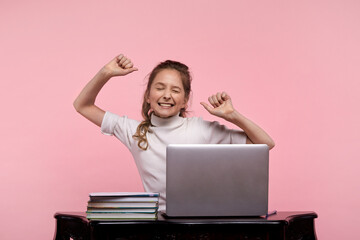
[74,54,275,211]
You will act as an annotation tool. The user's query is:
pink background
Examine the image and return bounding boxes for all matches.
[1,0,359,239]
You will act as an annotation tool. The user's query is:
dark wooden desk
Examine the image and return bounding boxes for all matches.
[54,211,317,240]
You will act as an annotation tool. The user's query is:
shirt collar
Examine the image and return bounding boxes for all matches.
[150,113,185,128]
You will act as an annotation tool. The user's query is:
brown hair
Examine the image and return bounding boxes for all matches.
[132,60,192,150]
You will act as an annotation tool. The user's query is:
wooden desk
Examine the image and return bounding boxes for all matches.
[54,211,317,240]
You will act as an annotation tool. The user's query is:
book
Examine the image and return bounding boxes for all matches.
[86,192,160,220]
[87,201,158,208]
[86,212,157,219]
[90,192,160,197]
[87,207,157,213]
[89,192,159,202]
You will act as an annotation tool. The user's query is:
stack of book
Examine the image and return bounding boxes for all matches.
[86,192,159,220]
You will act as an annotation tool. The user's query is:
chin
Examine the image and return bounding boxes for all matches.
[155,113,174,118]
[153,111,178,118]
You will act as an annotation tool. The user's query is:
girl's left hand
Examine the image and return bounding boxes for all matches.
[200,92,236,121]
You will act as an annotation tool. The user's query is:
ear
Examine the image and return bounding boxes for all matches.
[181,98,189,108]
[145,91,150,104]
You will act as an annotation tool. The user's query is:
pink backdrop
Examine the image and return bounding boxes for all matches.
[1,0,359,239]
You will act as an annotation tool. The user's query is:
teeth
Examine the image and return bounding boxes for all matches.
[159,103,173,107]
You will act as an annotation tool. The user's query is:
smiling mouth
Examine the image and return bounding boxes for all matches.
[158,103,174,107]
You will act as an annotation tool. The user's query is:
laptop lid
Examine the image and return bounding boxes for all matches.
[165,144,269,217]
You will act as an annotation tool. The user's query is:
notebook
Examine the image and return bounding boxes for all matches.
[165,144,269,217]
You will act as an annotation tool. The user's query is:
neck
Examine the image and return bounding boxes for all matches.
[150,112,184,127]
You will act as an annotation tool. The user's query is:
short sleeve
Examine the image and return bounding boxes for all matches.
[200,118,247,144]
[101,111,140,149]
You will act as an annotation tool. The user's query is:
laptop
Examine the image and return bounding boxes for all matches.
[165,144,269,217]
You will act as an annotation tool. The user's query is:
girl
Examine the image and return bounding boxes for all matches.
[74,54,275,211]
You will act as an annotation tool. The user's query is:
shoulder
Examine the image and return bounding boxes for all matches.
[185,116,221,127]
[104,111,140,124]
[102,111,141,135]
[185,116,206,123]
[184,116,207,125]
[183,116,222,134]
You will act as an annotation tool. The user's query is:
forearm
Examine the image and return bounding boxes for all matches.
[227,111,275,149]
[73,68,111,112]
[73,68,114,127]
[73,54,137,127]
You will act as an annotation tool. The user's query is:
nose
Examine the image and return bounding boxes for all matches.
[162,89,172,99]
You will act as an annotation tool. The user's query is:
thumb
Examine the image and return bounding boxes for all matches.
[200,102,214,114]
[123,67,138,74]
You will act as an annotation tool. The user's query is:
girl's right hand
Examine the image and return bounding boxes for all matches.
[101,54,138,77]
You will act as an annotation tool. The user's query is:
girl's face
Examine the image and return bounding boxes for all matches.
[147,69,187,118]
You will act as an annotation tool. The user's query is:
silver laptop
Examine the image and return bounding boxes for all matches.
[165,144,269,217]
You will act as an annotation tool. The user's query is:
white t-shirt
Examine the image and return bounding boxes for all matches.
[101,111,247,211]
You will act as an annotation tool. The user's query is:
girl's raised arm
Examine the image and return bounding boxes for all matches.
[73,54,138,127]
[201,92,275,150]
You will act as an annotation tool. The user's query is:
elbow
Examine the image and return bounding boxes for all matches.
[268,140,275,150]
[73,99,83,114]
[73,100,80,112]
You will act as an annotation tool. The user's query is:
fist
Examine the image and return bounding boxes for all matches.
[102,54,138,77]
[116,54,135,69]
[200,92,235,120]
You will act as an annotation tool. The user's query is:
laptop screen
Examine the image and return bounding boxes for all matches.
[165,144,269,217]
